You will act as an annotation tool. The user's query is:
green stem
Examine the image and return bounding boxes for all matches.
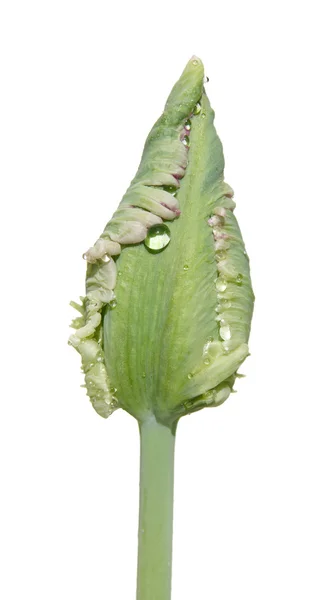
[136,416,177,600]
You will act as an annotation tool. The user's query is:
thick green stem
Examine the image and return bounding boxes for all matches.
[136,417,177,600]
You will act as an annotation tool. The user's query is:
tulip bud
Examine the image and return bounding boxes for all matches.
[69,56,254,425]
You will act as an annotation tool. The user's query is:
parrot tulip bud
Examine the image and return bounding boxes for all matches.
[69,56,254,424]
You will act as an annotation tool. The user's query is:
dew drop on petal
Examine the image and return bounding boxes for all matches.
[193,102,201,115]
[220,325,231,341]
[204,357,211,365]
[163,185,178,195]
[184,119,191,131]
[215,278,227,292]
[216,250,227,261]
[182,135,190,147]
[101,254,110,263]
[236,273,243,284]
[144,224,171,253]
[183,264,189,271]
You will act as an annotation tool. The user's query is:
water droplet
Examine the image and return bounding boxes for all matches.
[144,224,171,253]
[110,397,118,409]
[109,298,117,309]
[193,102,201,115]
[97,356,103,362]
[220,325,231,341]
[201,113,206,118]
[215,278,227,292]
[82,253,88,261]
[109,386,117,394]
[184,119,191,131]
[192,58,199,66]
[187,373,193,379]
[236,273,243,284]
[183,264,189,271]
[101,254,110,263]
[204,76,210,83]
[182,135,190,147]
[163,185,178,195]
[204,357,211,365]
[216,250,227,261]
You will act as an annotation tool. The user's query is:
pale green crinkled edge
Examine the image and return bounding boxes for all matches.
[69,57,204,418]
[177,177,254,413]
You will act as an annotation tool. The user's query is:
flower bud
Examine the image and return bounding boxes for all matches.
[69,56,254,423]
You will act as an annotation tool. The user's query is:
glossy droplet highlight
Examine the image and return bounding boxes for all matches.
[201,113,206,119]
[183,264,189,271]
[144,224,171,253]
[215,278,227,292]
[184,119,191,131]
[182,135,190,147]
[236,273,243,284]
[163,185,178,195]
[220,324,231,341]
[193,102,201,115]
[187,373,193,379]
[109,298,117,309]
[204,357,211,365]
[101,254,110,263]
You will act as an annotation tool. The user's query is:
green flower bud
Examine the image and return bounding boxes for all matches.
[69,56,254,425]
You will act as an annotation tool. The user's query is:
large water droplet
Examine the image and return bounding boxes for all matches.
[184,119,191,131]
[215,278,227,292]
[144,224,171,253]
[220,325,231,341]
[163,185,178,195]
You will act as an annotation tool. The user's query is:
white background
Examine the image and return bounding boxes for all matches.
[1,1,324,599]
